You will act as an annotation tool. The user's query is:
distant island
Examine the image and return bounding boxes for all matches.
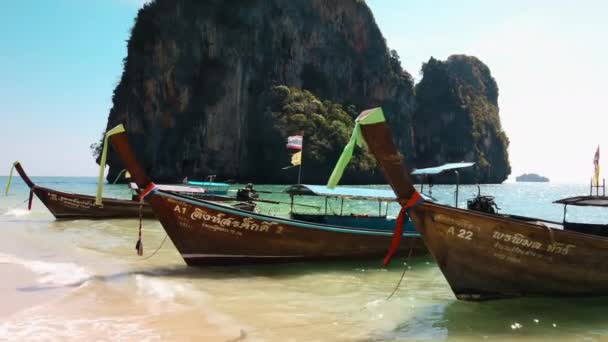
[516,173,549,182]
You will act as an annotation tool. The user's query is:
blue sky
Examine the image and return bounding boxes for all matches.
[1,0,606,182]
[0,0,141,177]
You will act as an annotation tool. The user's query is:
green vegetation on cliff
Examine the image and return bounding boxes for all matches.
[269,86,376,181]
[413,55,511,183]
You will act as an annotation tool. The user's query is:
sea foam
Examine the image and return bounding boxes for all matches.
[2,208,30,217]
[0,252,91,287]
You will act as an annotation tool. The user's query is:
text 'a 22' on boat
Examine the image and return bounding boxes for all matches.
[329,106,608,301]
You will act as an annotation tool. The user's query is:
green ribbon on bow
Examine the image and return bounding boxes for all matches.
[3,162,17,196]
[96,124,127,206]
[326,107,386,188]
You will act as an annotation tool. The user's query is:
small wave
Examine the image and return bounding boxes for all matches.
[135,275,195,302]
[135,275,249,338]
[364,298,385,309]
[0,316,160,342]
[0,252,91,287]
[2,208,30,217]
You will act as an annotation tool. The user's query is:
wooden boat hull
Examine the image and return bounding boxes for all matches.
[344,107,608,301]
[10,162,156,219]
[12,162,254,220]
[410,202,608,300]
[148,192,426,266]
[31,185,156,219]
[109,128,427,266]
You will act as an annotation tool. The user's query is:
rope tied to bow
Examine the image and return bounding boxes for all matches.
[136,199,144,256]
[135,182,157,256]
[382,191,423,267]
[138,182,157,201]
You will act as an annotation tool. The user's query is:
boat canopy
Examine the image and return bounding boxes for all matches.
[285,184,432,202]
[130,182,208,194]
[187,181,230,187]
[553,196,608,207]
[411,162,475,176]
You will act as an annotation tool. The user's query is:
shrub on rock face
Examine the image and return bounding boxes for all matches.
[268,86,377,182]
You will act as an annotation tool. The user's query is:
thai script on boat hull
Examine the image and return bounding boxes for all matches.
[492,231,575,255]
[167,197,285,235]
[48,193,94,209]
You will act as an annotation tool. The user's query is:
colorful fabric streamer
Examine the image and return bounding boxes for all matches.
[382,191,423,266]
[3,162,16,196]
[326,107,386,188]
[96,125,127,206]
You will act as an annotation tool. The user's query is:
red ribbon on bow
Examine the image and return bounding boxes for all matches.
[382,191,422,266]
[138,182,157,201]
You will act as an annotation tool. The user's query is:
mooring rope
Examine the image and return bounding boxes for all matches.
[234,243,418,338]
[135,200,144,256]
[137,234,169,261]
[385,240,415,301]
[221,249,419,341]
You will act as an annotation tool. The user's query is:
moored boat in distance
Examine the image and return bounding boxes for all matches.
[109,125,427,266]
[330,107,608,301]
[187,175,230,195]
[5,162,254,220]
[8,161,156,219]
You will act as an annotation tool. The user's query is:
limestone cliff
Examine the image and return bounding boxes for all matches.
[413,55,511,183]
[102,1,511,184]
[103,0,414,183]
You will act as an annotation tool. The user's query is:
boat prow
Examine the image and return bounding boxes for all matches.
[335,107,608,301]
[109,125,427,266]
[9,161,157,219]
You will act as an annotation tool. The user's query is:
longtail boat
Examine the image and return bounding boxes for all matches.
[108,126,427,266]
[6,161,156,219]
[6,162,254,219]
[329,107,608,301]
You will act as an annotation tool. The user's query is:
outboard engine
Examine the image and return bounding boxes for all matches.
[467,185,501,214]
[236,183,259,202]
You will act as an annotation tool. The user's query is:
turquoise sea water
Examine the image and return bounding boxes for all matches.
[1,176,608,341]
